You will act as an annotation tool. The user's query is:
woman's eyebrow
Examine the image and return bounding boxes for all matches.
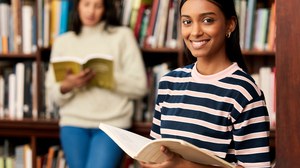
[181,12,216,18]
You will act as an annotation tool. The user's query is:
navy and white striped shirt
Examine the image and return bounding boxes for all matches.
[150,62,271,168]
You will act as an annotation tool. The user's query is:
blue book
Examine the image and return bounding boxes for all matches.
[59,0,69,35]
[244,0,257,50]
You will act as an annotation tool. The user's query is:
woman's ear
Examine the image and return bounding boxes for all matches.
[227,16,237,34]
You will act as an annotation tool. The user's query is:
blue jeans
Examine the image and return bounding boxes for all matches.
[60,126,124,168]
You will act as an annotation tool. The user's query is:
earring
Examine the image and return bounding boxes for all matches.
[226,32,231,38]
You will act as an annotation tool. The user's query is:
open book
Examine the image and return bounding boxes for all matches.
[51,53,114,89]
[99,123,234,168]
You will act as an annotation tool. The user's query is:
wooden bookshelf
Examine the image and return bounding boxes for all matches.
[0,119,59,168]
[0,119,59,138]
[276,0,300,167]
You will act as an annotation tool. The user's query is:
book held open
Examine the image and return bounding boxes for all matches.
[51,53,114,89]
[99,123,234,168]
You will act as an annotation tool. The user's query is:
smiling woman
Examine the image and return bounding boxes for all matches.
[141,0,272,168]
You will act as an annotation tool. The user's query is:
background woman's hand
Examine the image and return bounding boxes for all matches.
[60,68,95,94]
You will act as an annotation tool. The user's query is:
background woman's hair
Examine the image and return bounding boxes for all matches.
[179,0,248,73]
[71,0,121,35]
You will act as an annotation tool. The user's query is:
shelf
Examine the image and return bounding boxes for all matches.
[0,53,37,59]
[141,47,180,53]
[0,118,59,138]
[242,50,275,56]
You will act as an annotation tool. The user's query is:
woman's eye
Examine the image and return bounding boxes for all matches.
[203,18,214,23]
[182,19,192,25]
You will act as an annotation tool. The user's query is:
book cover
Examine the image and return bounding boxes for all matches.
[244,0,257,50]
[51,53,114,89]
[99,123,234,168]
[22,4,34,54]
[15,62,25,119]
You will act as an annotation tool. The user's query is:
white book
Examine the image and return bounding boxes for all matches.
[24,145,32,168]
[32,62,38,119]
[37,0,44,47]
[253,8,269,51]
[239,0,247,49]
[121,0,133,26]
[259,67,273,122]
[269,70,276,129]
[99,123,234,168]
[8,73,16,119]
[165,4,174,48]
[22,5,33,54]
[15,62,25,119]
[157,0,170,48]
[43,0,51,48]
[0,3,10,38]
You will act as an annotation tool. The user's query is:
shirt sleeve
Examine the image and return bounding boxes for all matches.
[231,94,271,168]
[150,79,167,139]
[45,37,76,107]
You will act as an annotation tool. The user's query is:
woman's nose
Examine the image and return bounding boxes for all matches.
[86,6,95,15]
[191,23,204,37]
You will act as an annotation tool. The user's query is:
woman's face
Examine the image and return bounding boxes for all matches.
[78,0,105,26]
[181,0,233,60]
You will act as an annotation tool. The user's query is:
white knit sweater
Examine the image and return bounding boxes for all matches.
[45,22,148,128]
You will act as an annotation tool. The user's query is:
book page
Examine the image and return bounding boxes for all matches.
[50,56,83,64]
[51,61,82,82]
[99,123,234,168]
[84,53,113,62]
[84,58,114,89]
[99,123,151,158]
[138,139,234,168]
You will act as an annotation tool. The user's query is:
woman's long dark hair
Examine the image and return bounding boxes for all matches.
[71,0,121,35]
[179,0,248,73]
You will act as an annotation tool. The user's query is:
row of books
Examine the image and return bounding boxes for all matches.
[37,145,67,168]
[120,0,276,51]
[1,0,276,54]
[0,0,37,54]
[133,62,171,122]
[252,66,276,130]
[0,61,39,119]
[235,0,276,51]
[0,139,32,168]
[0,140,67,168]
[0,0,72,54]
[120,0,180,49]
[41,0,73,48]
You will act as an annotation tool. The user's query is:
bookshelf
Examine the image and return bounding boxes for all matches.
[276,0,300,167]
[0,0,283,167]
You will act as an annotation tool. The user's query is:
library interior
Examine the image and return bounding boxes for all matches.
[0,0,299,167]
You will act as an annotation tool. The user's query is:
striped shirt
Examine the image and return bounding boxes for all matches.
[150,62,271,168]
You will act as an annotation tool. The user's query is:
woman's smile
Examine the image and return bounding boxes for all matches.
[190,39,210,49]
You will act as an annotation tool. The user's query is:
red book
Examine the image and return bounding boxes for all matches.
[145,0,159,47]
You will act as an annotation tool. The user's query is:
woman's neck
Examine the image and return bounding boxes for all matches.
[196,56,232,75]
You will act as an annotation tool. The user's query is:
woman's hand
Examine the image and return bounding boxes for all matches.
[139,146,210,168]
[60,68,95,94]
[139,145,187,168]
[139,146,244,168]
